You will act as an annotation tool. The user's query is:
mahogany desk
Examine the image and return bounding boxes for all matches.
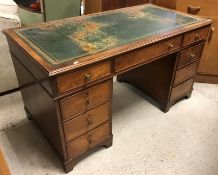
[3,4,211,173]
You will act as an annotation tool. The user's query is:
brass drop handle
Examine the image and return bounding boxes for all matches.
[84,73,92,82]
[208,27,215,42]
[168,43,174,50]
[188,53,195,62]
[189,53,195,58]
[86,98,92,105]
[87,115,93,126]
[187,5,201,14]
[194,33,200,40]
[87,135,93,144]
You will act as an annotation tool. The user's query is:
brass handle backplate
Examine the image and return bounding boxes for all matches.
[194,33,200,41]
[87,116,93,126]
[168,43,174,50]
[84,73,92,82]
[189,53,195,58]
[188,53,195,62]
[86,98,92,105]
[187,5,201,15]
[88,135,93,144]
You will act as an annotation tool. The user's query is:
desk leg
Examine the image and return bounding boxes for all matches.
[24,107,32,120]
[160,103,171,113]
[63,135,113,173]
[185,90,192,99]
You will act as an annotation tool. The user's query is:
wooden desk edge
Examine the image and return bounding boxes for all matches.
[2,9,212,77]
[0,148,11,175]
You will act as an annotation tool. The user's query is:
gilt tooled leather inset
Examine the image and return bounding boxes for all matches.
[15,5,202,65]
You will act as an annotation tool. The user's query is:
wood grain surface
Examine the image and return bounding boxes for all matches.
[0,148,10,175]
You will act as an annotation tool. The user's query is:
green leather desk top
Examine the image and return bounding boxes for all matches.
[15,4,203,65]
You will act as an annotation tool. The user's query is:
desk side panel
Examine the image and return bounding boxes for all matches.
[11,54,67,161]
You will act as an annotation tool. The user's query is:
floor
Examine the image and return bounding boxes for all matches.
[0,82,218,175]
[0,17,19,94]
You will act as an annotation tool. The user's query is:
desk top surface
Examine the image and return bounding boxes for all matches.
[5,4,210,75]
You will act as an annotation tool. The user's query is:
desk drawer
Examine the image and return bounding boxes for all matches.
[170,78,194,101]
[178,43,204,69]
[64,103,110,142]
[67,122,111,159]
[57,61,111,94]
[115,36,182,72]
[183,27,210,46]
[174,61,199,86]
[60,81,111,121]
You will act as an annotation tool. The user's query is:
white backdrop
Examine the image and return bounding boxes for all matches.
[0,0,18,17]
[0,0,19,93]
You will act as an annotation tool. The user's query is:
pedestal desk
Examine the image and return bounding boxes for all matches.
[3,4,211,173]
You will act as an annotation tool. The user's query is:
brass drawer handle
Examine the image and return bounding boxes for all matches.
[194,33,200,40]
[87,135,93,144]
[87,116,93,126]
[84,73,92,82]
[86,98,92,105]
[189,53,195,58]
[187,5,201,14]
[168,43,174,50]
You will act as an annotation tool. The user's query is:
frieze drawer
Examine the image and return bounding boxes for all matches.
[115,36,182,72]
[64,102,110,142]
[60,80,111,121]
[57,61,111,94]
[66,122,111,160]
[183,27,210,46]
[177,43,204,69]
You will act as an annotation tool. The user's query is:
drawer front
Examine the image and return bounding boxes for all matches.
[57,61,111,94]
[170,78,194,101]
[115,36,182,72]
[174,61,199,86]
[60,80,111,121]
[67,122,111,159]
[183,27,210,46]
[64,103,110,142]
[178,43,204,69]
